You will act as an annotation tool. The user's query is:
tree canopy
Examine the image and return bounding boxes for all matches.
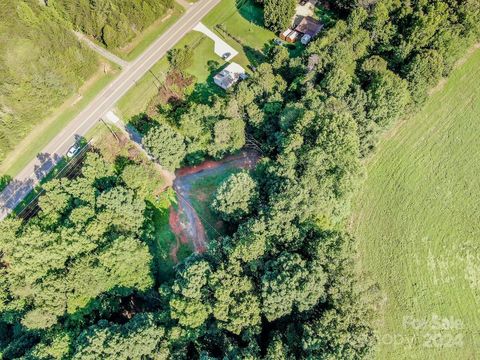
[264,0,296,33]
[0,152,156,334]
[143,123,187,171]
[2,0,480,358]
[211,171,258,221]
[48,0,173,48]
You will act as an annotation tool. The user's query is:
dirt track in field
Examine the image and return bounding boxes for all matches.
[169,150,260,259]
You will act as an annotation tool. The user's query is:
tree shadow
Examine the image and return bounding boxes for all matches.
[0,177,36,212]
[127,113,156,136]
[207,59,220,72]
[34,135,89,182]
[124,122,145,145]
[243,45,265,67]
[0,317,40,359]
[187,63,228,105]
[235,0,265,27]
[63,285,158,328]
[34,152,62,181]
[74,134,88,147]
[114,155,134,174]
[145,200,170,285]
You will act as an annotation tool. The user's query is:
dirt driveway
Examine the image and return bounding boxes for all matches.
[169,150,260,257]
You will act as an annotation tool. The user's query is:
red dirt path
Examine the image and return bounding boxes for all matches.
[168,151,260,262]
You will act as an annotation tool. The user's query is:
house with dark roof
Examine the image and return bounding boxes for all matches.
[296,16,323,38]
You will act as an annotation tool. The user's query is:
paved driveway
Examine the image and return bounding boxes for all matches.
[193,22,238,61]
[74,31,129,68]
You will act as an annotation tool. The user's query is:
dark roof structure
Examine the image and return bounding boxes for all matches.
[295,16,323,37]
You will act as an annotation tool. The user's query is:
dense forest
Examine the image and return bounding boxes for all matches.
[1,0,480,358]
[0,0,174,166]
[0,0,98,164]
[48,0,174,48]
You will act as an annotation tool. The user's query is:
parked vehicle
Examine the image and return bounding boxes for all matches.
[66,143,81,158]
[222,52,231,60]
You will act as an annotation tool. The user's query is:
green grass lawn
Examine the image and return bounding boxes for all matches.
[350,49,480,359]
[204,0,274,49]
[0,64,120,181]
[203,0,275,67]
[115,56,169,121]
[116,31,226,121]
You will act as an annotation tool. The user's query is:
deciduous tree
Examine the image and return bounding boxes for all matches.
[261,252,326,321]
[264,0,296,33]
[143,123,186,171]
[211,171,258,222]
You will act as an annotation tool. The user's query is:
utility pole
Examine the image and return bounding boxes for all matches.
[149,69,161,90]
[100,118,120,143]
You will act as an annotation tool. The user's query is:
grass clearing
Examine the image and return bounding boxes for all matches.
[148,189,193,282]
[115,56,169,121]
[116,31,226,121]
[350,49,480,359]
[0,63,120,180]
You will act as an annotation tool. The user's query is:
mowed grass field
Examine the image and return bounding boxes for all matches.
[116,31,224,121]
[351,49,480,359]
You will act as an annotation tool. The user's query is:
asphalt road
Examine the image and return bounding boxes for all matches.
[0,0,220,220]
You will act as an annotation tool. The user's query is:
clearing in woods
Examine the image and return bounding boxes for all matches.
[169,151,259,258]
[152,151,259,281]
[350,49,480,359]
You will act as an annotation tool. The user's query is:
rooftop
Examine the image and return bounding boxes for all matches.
[213,62,246,90]
[296,16,323,37]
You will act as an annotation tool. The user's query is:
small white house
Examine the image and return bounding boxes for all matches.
[213,62,246,90]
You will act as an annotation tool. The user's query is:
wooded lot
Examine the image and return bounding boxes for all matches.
[1,0,480,358]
